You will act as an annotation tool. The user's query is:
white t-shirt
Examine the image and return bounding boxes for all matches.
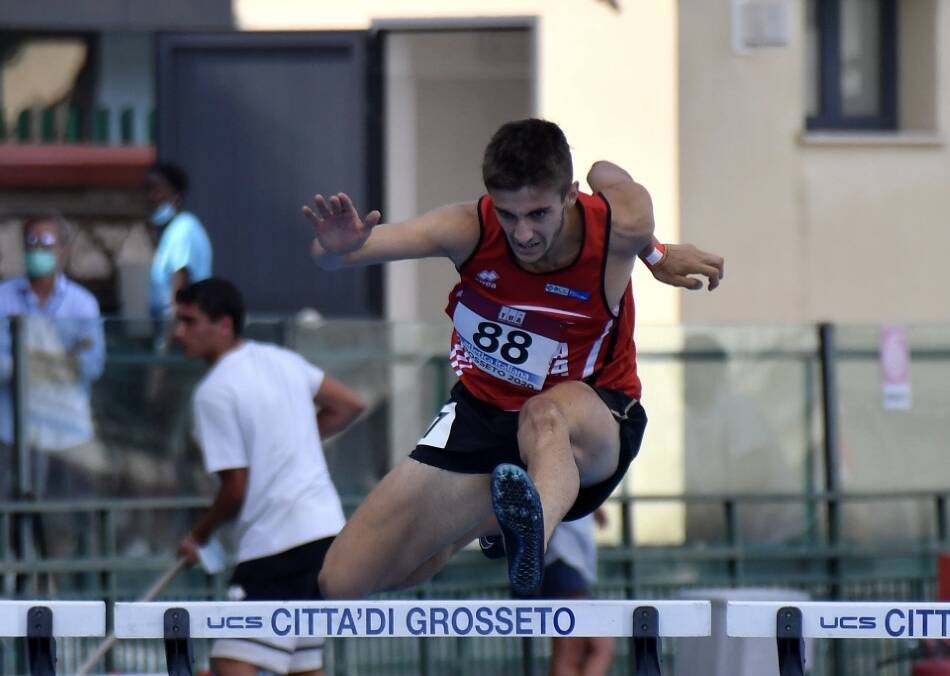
[544,514,597,584]
[192,341,345,563]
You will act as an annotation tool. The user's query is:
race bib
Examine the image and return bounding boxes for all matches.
[452,286,564,391]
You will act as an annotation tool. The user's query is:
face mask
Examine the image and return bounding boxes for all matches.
[25,250,57,278]
[150,201,177,226]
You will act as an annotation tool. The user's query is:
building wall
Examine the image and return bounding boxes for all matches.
[679,0,950,324]
[234,0,682,324]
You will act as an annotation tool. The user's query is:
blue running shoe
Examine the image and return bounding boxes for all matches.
[490,463,544,597]
[478,534,506,560]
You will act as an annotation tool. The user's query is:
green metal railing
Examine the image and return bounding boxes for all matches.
[0,106,154,144]
[3,318,949,673]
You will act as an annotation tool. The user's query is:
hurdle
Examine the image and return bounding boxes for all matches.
[0,600,106,676]
[115,599,711,676]
[728,601,950,676]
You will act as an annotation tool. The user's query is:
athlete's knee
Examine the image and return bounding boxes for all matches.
[318,554,372,600]
[518,395,567,436]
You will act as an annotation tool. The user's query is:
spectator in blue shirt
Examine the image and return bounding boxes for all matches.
[0,214,105,499]
[145,163,213,323]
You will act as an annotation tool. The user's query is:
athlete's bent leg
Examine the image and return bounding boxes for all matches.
[395,518,492,589]
[517,381,620,543]
[319,459,494,599]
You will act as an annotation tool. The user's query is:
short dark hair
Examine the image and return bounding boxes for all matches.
[482,119,573,196]
[176,278,245,337]
[149,162,189,196]
[22,212,72,244]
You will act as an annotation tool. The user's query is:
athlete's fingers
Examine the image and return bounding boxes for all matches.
[702,253,725,278]
[312,194,332,219]
[365,210,382,228]
[675,274,703,290]
[302,205,320,226]
[695,263,722,281]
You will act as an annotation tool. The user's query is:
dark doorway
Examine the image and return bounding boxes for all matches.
[156,31,382,316]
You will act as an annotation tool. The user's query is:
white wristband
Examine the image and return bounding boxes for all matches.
[643,247,665,266]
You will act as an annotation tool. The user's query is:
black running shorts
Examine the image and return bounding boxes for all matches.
[230,537,334,600]
[410,382,647,521]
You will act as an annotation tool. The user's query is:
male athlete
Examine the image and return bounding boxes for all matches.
[304,119,724,597]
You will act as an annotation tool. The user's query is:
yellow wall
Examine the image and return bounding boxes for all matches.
[679,0,950,323]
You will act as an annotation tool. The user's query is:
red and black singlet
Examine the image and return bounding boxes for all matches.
[445,191,641,411]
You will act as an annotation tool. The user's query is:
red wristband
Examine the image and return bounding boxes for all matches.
[640,241,667,269]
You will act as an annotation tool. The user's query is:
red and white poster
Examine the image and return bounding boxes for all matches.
[880,325,912,410]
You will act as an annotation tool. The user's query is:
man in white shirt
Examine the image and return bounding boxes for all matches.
[173,278,365,676]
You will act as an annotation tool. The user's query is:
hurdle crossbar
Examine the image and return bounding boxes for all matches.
[0,601,105,676]
[0,600,106,638]
[115,599,710,639]
[118,600,710,676]
[728,601,950,676]
[727,601,950,639]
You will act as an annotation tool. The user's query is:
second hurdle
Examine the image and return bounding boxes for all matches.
[728,601,950,676]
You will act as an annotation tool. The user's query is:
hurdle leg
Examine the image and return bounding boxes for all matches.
[775,606,805,676]
[26,606,55,676]
[632,605,661,676]
[163,607,194,676]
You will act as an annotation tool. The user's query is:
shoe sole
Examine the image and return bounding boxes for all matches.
[490,463,544,597]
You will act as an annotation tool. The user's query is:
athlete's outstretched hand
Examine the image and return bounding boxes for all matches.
[650,243,724,291]
[303,192,382,259]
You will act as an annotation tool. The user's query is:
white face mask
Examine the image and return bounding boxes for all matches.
[150,201,177,226]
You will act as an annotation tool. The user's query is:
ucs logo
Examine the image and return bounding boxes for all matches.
[207,616,265,630]
[819,615,876,630]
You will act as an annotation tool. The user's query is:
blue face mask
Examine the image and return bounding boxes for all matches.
[25,250,57,278]
[150,201,177,226]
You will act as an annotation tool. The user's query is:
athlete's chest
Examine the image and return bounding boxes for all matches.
[466,262,601,318]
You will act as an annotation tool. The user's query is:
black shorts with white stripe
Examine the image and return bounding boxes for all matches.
[410,382,646,521]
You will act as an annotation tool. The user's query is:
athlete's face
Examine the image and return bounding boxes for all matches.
[173,303,232,361]
[489,183,579,264]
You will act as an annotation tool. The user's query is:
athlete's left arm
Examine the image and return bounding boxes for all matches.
[587,161,725,291]
[586,161,655,259]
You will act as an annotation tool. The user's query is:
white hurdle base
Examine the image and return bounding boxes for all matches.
[0,601,105,676]
[116,599,711,676]
[727,601,950,676]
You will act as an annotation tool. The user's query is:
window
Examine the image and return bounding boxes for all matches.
[1,31,155,144]
[806,0,897,131]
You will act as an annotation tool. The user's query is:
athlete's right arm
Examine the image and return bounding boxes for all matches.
[303,192,480,269]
